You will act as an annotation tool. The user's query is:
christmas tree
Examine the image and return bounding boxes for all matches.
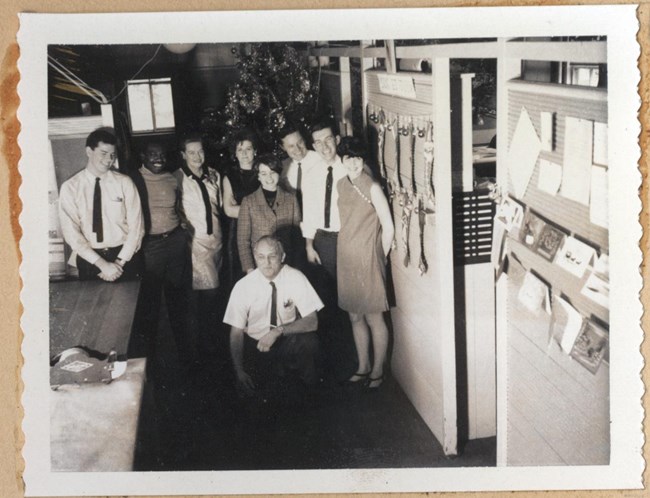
[221,43,329,153]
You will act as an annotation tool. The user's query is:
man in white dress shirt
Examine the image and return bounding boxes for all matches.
[58,128,144,282]
[278,125,323,220]
[304,120,359,381]
[224,236,323,395]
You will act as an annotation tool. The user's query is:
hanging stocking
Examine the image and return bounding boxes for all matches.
[417,197,429,275]
[400,193,414,267]
[389,118,404,196]
[377,111,390,196]
[422,120,435,210]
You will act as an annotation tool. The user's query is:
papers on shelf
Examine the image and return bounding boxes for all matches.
[495,196,525,237]
[550,295,584,353]
[536,224,566,262]
[517,270,550,316]
[555,236,597,278]
[581,253,609,308]
[570,320,609,374]
[520,210,546,250]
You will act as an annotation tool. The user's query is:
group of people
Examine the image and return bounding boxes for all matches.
[58,120,395,399]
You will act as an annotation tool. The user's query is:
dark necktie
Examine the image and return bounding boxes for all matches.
[182,164,213,235]
[296,162,303,221]
[270,281,277,326]
[296,162,302,192]
[93,177,103,243]
[324,166,333,229]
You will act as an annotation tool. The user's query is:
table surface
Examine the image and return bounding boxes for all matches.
[50,279,140,359]
[50,358,147,472]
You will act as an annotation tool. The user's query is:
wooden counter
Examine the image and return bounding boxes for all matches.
[50,279,140,359]
[49,279,145,471]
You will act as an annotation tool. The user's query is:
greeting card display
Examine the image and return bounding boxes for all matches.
[496,196,525,238]
[581,253,609,308]
[517,270,550,316]
[549,295,583,352]
[569,319,609,374]
[536,224,566,262]
[555,236,597,278]
[519,210,546,250]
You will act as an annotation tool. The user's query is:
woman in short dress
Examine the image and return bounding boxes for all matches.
[237,154,302,274]
[336,137,395,389]
[222,129,260,286]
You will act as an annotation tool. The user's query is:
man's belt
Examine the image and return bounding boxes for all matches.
[315,229,339,238]
[145,225,182,241]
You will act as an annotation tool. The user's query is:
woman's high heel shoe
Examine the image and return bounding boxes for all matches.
[343,371,370,386]
[366,374,384,390]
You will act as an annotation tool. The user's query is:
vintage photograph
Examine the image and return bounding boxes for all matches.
[18,6,642,496]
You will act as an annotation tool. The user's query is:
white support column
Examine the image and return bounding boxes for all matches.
[432,56,458,457]
[339,57,352,136]
[360,41,374,131]
[461,73,476,192]
[495,37,521,467]
[100,104,114,128]
[385,39,397,74]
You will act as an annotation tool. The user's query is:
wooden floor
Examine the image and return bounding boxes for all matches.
[130,296,496,471]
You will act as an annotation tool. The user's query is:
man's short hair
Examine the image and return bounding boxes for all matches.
[179,133,203,151]
[254,235,285,256]
[86,128,117,149]
[277,125,303,143]
[309,119,338,138]
[143,141,164,154]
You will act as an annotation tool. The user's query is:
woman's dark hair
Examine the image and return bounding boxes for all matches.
[229,129,259,161]
[337,136,367,162]
[254,153,283,175]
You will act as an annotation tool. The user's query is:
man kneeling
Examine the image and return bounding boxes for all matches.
[224,235,323,397]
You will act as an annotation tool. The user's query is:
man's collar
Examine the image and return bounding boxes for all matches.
[84,168,108,180]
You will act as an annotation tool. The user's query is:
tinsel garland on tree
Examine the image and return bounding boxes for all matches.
[218,43,330,154]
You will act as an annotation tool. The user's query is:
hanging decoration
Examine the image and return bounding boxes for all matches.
[367,103,434,274]
[220,43,330,154]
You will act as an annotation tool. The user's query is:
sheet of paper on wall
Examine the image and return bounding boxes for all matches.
[517,270,550,316]
[550,295,584,352]
[560,116,593,205]
[540,111,554,151]
[555,236,597,278]
[507,107,541,199]
[590,164,608,228]
[537,159,562,195]
[581,252,609,308]
[593,121,608,166]
[570,319,609,374]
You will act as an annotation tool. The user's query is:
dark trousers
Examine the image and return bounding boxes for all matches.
[130,227,195,366]
[311,230,356,380]
[77,246,143,281]
[244,332,321,386]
